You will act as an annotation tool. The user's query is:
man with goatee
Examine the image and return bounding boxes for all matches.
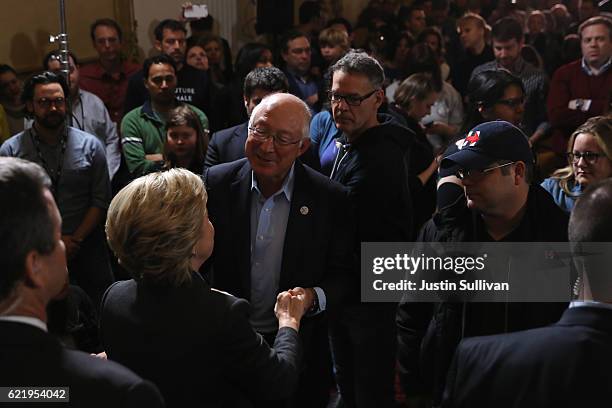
[0,71,113,306]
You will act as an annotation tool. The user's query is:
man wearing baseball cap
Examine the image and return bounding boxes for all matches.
[397,121,569,405]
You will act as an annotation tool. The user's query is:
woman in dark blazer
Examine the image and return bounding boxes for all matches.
[101,168,305,408]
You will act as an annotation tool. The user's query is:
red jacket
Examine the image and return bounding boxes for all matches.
[547,59,612,153]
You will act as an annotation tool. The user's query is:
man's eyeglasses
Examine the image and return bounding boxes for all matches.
[248,127,302,146]
[329,89,379,107]
[496,96,525,108]
[567,151,603,165]
[34,97,65,109]
[456,161,515,180]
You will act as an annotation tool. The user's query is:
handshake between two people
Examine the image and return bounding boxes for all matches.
[274,287,317,332]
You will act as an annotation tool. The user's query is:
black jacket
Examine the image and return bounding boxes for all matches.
[100,273,302,408]
[1,321,164,408]
[331,114,416,243]
[204,122,248,169]
[443,306,612,408]
[386,104,437,232]
[397,185,569,403]
[203,158,355,311]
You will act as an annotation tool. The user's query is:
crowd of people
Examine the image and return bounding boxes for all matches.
[1,0,612,407]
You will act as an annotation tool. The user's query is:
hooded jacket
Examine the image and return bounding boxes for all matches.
[331,114,421,244]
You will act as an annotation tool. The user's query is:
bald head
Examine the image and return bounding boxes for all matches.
[245,93,312,194]
[249,92,312,140]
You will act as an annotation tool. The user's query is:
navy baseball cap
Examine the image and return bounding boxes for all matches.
[441,121,533,170]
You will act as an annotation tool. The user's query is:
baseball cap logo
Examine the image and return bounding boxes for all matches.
[456,131,480,150]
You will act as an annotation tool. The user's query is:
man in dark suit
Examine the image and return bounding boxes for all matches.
[0,157,164,407]
[203,93,354,408]
[442,178,612,408]
[204,67,289,169]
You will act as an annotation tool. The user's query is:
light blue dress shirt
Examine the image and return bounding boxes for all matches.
[249,165,325,333]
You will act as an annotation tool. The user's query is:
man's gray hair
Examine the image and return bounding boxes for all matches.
[329,51,385,90]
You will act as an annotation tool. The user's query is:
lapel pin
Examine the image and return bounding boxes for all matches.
[300,206,309,215]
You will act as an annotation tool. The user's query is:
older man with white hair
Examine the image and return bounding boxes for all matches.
[203,93,355,408]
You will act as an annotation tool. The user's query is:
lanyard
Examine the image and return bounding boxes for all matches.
[30,126,67,195]
[70,94,85,131]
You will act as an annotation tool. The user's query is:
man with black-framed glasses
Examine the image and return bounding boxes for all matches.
[326,51,418,408]
[39,50,120,180]
[0,71,113,308]
[397,120,569,406]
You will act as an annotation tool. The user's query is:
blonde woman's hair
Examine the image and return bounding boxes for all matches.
[458,12,492,36]
[106,168,208,287]
[552,116,612,195]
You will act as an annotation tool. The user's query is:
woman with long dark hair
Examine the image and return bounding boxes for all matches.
[163,105,209,175]
[462,69,525,134]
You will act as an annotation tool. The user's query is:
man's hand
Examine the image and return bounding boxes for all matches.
[288,286,316,314]
[91,351,108,360]
[61,235,81,260]
[274,291,306,331]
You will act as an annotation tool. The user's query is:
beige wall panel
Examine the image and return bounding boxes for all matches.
[0,0,120,73]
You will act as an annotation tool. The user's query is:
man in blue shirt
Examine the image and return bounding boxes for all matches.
[203,93,354,407]
[281,30,320,113]
[0,72,112,306]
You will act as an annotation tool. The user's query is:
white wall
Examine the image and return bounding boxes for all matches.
[131,0,371,62]
[132,0,238,58]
